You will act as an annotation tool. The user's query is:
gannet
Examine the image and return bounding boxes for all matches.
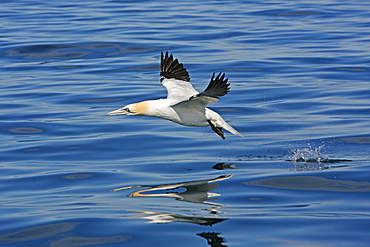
[107,52,244,139]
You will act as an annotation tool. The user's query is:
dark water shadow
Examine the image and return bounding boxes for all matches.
[246,176,370,192]
[4,43,158,60]
[0,222,78,244]
[0,221,130,246]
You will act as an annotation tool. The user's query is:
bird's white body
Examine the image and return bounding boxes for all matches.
[136,98,210,127]
[108,53,244,139]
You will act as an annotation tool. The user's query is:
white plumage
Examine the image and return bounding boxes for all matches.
[108,52,244,139]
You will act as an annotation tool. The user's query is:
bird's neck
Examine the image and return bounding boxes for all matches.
[135,99,168,117]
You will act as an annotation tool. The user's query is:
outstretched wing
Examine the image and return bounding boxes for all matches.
[197,72,229,98]
[198,72,230,98]
[173,72,230,109]
[160,52,198,103]
[187,72,230,106]
[161,51,190,82]
[160,52,230,107]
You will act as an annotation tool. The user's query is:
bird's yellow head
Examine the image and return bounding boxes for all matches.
[107,101,149,116]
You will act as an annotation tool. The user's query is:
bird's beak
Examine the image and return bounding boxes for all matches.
[107,108,127,116]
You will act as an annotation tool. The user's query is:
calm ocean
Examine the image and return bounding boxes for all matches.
[1,0,369,246]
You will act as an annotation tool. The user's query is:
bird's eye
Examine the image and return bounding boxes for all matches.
[124,108,131,113]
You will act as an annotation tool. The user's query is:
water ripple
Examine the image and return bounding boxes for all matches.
[1,0,370,246]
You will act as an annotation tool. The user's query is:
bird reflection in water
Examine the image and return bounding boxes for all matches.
[197,232,227,247]
[111,175,232,225]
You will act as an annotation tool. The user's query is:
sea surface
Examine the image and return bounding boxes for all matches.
[1,0,370,246]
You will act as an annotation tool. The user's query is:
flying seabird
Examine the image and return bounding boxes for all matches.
[107,52,244,139]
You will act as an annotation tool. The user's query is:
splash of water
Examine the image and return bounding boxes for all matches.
[290,145,326,163]
[288,144,328,171]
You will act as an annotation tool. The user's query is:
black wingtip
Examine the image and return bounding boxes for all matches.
[199,72,230,98]
[160,51,190,82]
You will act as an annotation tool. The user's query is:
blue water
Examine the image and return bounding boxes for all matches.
[1,0,370,246]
